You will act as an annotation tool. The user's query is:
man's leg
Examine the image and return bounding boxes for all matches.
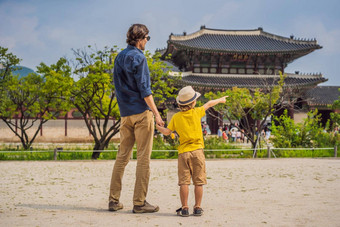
[109,116,135,204]
[133,110,154,206]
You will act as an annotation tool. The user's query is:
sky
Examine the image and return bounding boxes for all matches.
[1,0,340,85]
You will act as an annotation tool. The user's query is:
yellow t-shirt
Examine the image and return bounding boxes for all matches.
[167,106,206,154]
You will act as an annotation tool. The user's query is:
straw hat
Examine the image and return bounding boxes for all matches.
[176,86,201,105]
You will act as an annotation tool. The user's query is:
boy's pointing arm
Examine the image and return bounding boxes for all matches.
[203,96,228,111]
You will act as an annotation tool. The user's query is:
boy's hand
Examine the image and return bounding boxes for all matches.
[156,124,162,130]
[156,124,172,136]
[219,96,228,103]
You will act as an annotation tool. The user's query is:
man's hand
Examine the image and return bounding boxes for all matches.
[144,95,165,126]
[155,114,164,127]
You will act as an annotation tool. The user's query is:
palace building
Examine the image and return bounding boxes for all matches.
[161,26,339,133]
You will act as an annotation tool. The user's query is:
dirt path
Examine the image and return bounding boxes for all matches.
[0,159,339,226]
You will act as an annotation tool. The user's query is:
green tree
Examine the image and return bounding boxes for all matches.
[205,72,290,156]
[0,47,21,114]
[1,58,73,149]
[270,109,299,148]
[71,46,120,159]
[330,88,340,128]
[0,46,21,80]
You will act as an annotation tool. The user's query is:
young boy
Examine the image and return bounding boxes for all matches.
[156,86,226,217]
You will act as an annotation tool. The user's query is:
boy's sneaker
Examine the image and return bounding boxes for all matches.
[193,207,203,216]
[176,207,189,217]
[108,201,123,211]
[133,201,159,213]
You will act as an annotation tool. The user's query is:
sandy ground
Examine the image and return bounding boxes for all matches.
[0,159,339,227]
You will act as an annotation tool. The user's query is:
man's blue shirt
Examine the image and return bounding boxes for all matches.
[113,45,152,117]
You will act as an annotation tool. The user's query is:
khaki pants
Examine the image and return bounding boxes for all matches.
[109,110,154,206]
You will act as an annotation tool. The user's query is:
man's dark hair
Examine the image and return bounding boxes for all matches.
[126,24,149,46]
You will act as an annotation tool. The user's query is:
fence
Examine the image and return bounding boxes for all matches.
[0,146,338,160]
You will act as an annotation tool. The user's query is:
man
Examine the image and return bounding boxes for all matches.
[109,24,164,213]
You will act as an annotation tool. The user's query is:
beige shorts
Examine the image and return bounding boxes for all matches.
[178,149,207,186]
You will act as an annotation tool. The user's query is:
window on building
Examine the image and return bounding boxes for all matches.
[230,68,237,74]
[221,68,228,74]
[194,68,200,73]
[247,69,254,74]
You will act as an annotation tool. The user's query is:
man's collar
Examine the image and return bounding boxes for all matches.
[127,45,143,53]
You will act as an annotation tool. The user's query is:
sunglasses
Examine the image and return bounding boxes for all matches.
[144,36,151,41]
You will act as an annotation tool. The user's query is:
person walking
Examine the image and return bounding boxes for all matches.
[217,126,223,138]
[156,86,227,217]
[108,24,164,213]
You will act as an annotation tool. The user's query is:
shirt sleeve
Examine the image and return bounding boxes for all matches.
[132,55,152,98]
[197,106,206,118]
[167,116,175,132]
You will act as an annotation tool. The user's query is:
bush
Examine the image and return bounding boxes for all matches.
[271,109,339,148]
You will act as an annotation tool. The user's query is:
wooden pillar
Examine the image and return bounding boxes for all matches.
[288,103,294,119]
[189,50,194,71]
[87,114,91,136]
[217,53,222,74]
[207,108,220,135]
[40,118,43,136]
[15,117,18,133]
[335,145,338,158]
[65,114,68,136]
[54,148,57,161]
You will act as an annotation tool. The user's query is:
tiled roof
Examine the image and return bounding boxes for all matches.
[168,27,321,54]
[305,86,340,106]
[160,60,180,72]
[177,73,327,88]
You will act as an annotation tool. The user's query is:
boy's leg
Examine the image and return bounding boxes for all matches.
[191,149,207,209]
[180,185,189,208]
[178,152,192,210]
[194,185,203,208]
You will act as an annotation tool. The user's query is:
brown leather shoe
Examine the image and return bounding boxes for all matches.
[133,201,159,213]
[108,201,123,211]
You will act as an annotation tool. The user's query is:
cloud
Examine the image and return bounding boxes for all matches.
[292,19,340,55]
[0,1,43,49]
[192,1,242,30]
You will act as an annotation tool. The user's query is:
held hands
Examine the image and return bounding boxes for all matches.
[156,121,172,136]
[155,124,162,131]
[155,114,165,127]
